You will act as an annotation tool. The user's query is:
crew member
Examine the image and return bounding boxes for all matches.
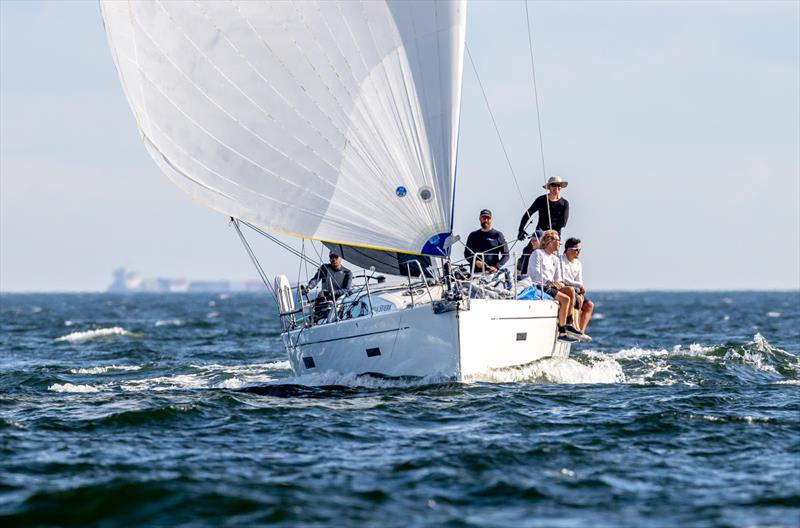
[464,209,509,273]
[304,252,352,298]
[561,237,593,338]
[517,176,570,240]
[516,228,544,279]
[527,229,586,342]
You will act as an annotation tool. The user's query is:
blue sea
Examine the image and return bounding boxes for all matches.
[1,291,798,527]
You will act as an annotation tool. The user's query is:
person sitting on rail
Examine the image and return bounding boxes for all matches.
[526,229,586,342]
[561,237,593,339]
[301,252,353,323]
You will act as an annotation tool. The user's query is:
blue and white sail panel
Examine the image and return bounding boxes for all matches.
[101,0,466,256]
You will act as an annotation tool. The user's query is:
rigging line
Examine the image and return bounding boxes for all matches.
[230,217,279,303]
[296,238,304,295]
[524,0,552,231]
[240,220,321,268]
[451,237,522,267]
[465,44,526,209]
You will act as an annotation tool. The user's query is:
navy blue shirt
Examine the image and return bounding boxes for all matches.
[464,228,509,268]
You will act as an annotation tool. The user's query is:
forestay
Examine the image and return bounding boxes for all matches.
[101,0,466,256]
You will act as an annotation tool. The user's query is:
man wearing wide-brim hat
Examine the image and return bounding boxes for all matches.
[516,176,570,240]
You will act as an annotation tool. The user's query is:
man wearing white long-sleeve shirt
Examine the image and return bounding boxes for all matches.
[561,237,594,335]
[526,230,586,342]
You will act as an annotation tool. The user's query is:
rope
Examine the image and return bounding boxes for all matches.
[453,236,522,268]
[524,0,553,231]
[466,44,526,208]
[230,218,279,303]
[240,220,320,268]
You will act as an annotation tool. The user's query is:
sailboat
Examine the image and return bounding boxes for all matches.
[100,0,571,380]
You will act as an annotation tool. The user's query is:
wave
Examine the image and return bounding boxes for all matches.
[469,356,625,385]
[189,361,291,373]
[154,319,184,327]
[55,327,133,344]
[69,365,142,375]
[578,333,799,385]
[48,383,101,393]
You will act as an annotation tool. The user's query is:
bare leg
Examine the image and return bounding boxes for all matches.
[555,291,570,327]
[560,286,577,328]
[580,299,594,333]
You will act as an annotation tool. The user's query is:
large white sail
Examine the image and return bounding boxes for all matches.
[101,0,465,256]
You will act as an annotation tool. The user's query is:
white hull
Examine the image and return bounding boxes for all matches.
[283,298,570,380]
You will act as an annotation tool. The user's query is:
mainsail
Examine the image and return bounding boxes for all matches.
[101,0,466,257]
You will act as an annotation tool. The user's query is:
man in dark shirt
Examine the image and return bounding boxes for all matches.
[303,252,353,299]
[464,209,509,273]
[517,176,570,240]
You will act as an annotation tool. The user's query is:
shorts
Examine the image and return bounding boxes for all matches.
[543,284,559,298]
[574,292,584,309]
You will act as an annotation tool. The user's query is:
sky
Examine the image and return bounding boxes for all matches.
[1,0,798,292]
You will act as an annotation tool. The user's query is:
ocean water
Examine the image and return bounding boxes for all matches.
[1,291,798,527]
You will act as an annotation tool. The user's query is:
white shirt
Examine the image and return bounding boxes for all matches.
[561,254,583,288]
[527,249,562,284]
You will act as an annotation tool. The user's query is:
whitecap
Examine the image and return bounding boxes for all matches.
[592,313,605,320]
[120,374,207,392]
[190,361,291,374]
[64,320,75,327]
[217,377,247,389]
[774,379,800,386]
[55,327,132,343]
[766,311,781,318]
[69,365,142,375]
[154,319,184,327]
[48,383,100,393]
[206,312,219,319]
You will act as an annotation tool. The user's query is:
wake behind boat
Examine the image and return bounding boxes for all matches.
[100,0,578,379]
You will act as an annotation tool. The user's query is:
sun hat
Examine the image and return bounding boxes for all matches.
[543,176,569,190]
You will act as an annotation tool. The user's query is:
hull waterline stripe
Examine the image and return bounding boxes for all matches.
[292,326,410,346]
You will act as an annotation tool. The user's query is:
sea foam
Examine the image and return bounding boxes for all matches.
[470,356,625,385]
[69,365,142,375]
[48,383,101,393]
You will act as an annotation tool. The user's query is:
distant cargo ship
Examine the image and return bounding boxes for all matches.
[107,268,264,293]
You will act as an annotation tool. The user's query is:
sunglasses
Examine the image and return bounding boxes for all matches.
[479,216,491,220]
[549,184,563,189]
[568,248,582,253]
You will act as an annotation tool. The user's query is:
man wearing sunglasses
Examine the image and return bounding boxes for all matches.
[527,230,586,342]
[561,237,594,338]
[517,176,570,241]
[304,252,353,298]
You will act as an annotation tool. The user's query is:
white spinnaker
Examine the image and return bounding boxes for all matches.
[101,0,465,256]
